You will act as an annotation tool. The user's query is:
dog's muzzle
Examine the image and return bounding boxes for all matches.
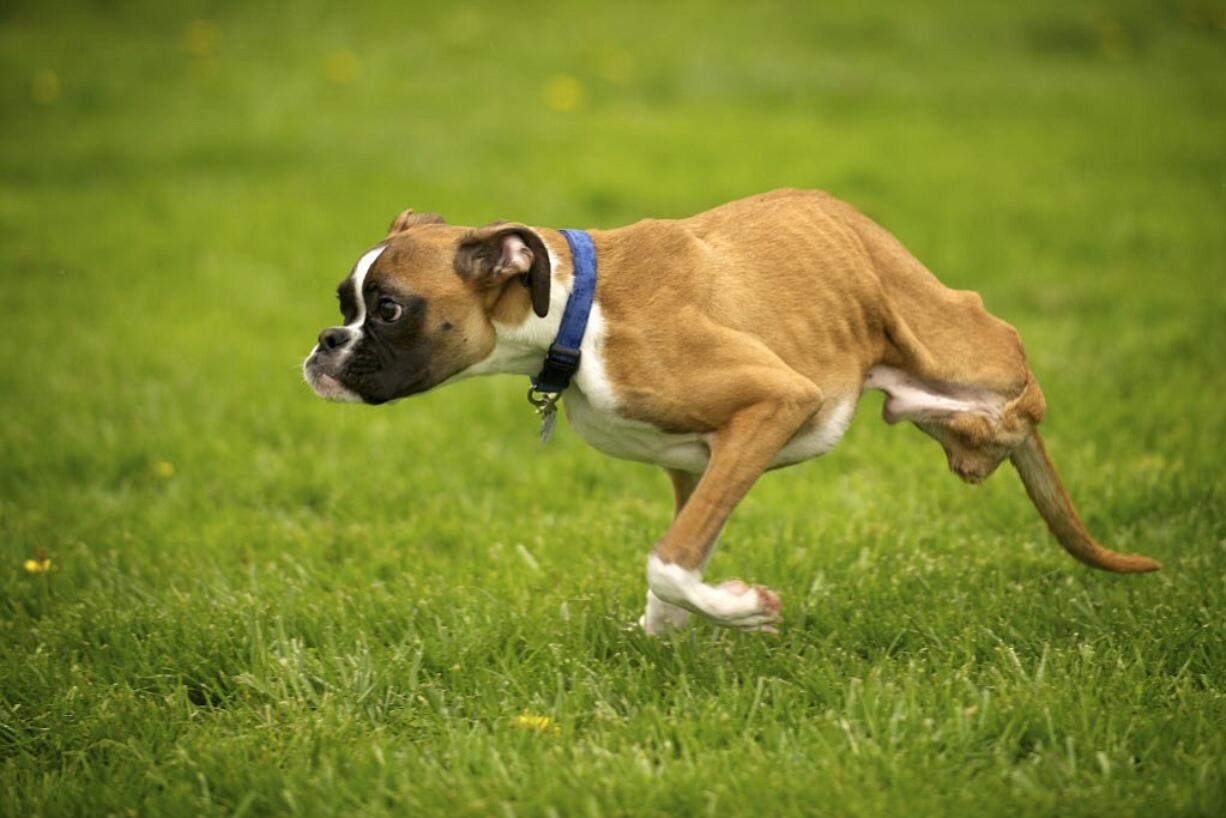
[303,326,363,402]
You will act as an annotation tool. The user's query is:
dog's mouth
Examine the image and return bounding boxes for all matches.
[303,353,362,403]
[303,338,440,406]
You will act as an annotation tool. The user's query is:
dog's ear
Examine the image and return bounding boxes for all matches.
[387,209,446,236]
[454,223,551,318]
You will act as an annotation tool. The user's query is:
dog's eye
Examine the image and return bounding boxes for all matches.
[377,298,402,322]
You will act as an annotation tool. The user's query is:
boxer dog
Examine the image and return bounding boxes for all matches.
[303,189,1158,634]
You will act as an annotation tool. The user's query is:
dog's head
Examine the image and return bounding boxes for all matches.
[303,210,552,404]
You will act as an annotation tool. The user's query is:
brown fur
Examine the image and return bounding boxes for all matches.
[351,189,1157,577]
[387,209,446,234]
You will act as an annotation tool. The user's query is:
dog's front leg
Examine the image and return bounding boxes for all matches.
[640,469,700,635]
[645,390,821,632]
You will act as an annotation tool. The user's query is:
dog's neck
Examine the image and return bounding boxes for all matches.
[458,248,571,379]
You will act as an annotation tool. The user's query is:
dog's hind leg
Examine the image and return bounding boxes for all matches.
[864,364,1014,482]
[866,366,1160,571]
[864,365,1003,428]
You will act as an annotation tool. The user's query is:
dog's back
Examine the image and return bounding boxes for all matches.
[594,188,1156,573]
[594,188,1038,444]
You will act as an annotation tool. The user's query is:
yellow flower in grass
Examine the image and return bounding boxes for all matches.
[184,20,220,58]
[24,556,51,574]
[325,49,362,85]
[543,75,585,112]
[154,460,175,478]
[513,713,560,735]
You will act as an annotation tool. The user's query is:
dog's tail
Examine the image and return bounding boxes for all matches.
[1009,432,1159,573]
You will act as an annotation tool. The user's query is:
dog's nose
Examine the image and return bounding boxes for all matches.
[318,327,352,352]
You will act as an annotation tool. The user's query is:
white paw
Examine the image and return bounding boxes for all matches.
[710,579,782,632]
[638,589,691,636]
[646,556,782,633]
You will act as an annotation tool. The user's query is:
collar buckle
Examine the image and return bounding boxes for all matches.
[531,343,582,396]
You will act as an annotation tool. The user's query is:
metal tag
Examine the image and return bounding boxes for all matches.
[538,406,557,444]
[527,387,561,445]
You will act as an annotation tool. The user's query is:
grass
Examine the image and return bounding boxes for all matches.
[2,0,1225,815]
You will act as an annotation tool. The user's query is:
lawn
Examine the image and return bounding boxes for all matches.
[2,1,1225,815]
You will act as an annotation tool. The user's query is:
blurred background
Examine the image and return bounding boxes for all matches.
[3,0,1223,475]
[1,1,1224,813]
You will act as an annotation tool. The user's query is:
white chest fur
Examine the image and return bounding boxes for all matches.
[564,389,711,472]
[565,304,858,473]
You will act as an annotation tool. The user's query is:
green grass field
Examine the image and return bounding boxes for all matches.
[3,1,1225,815]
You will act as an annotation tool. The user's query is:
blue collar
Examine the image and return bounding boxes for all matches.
[530,229,597,398]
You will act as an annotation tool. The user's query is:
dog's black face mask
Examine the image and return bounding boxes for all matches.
[304,245,439,405]
[334,286,433,405]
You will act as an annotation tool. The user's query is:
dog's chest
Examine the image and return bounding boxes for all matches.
[563,390,711,473]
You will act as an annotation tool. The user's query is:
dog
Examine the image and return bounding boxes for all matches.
[303,189,1159,634]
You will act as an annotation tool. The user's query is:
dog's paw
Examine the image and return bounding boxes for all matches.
[639,589,691,636]
[712,579,782,632]
[645,557,781,633]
